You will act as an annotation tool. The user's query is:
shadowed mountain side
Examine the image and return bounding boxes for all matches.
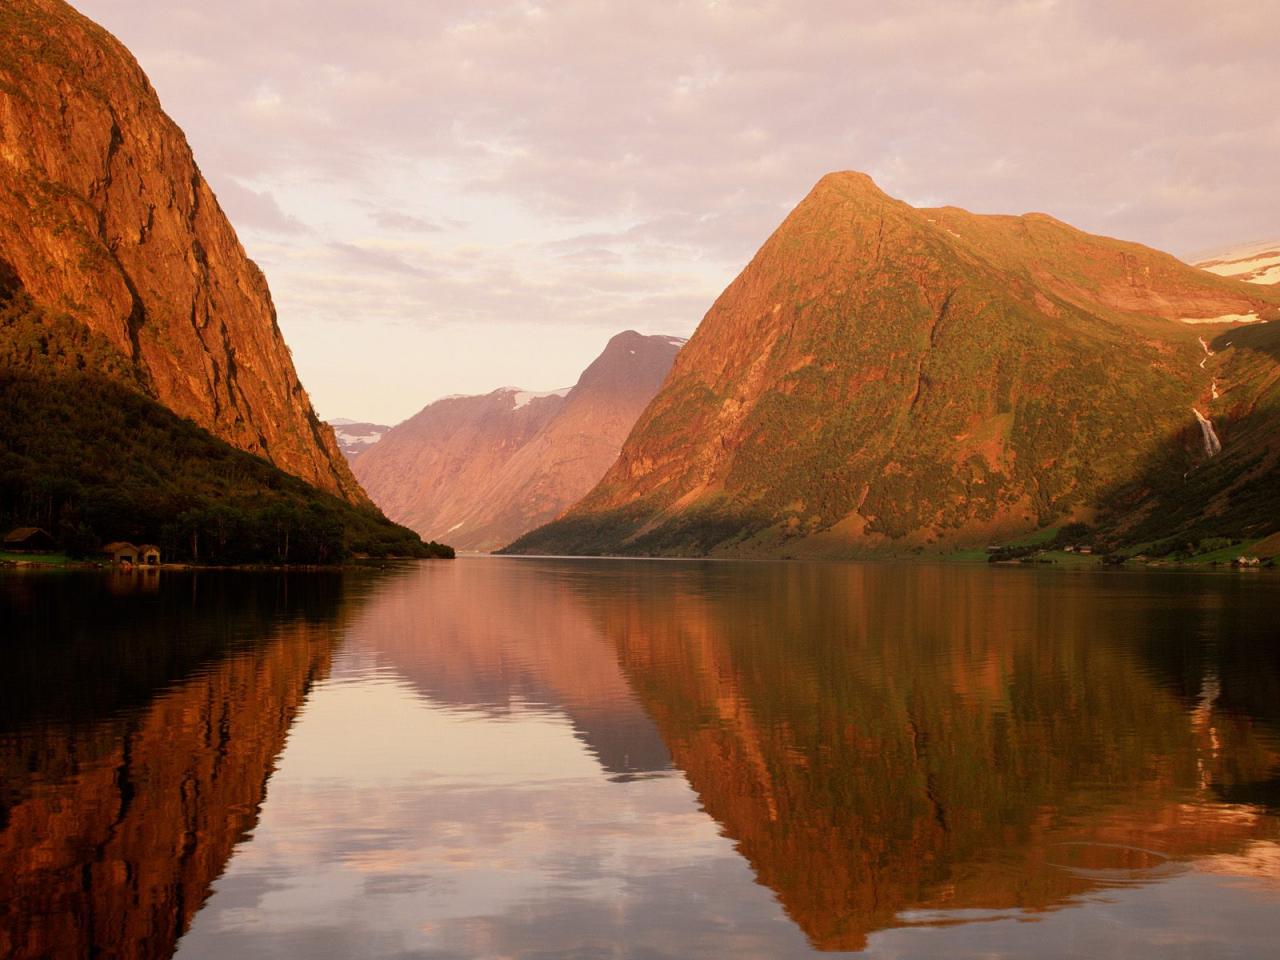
[355,332,681,552]
[0,359,441,562]
[568,562,1280,950]
[1094,320,1280,548]
[0,1,363,502]
[339,560,671,778]
[507,173,1280,558]
[0,571,374,960]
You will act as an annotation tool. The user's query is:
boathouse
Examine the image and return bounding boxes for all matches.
[3,527,55,552]
[102,541,139,565]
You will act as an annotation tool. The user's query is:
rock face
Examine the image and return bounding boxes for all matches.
[353,331,682,551]
[0,0,364,503]
[328,419,390,461]
[509,173,1280,557]
[1195,240,1280,286]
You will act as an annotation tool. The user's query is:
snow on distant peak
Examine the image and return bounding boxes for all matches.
[661,335,689,345]
[512,387,571,409]
[1193,240,1280,285]
[329,417,357,426]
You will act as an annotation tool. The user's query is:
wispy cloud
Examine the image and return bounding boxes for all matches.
[77,0,1280,421]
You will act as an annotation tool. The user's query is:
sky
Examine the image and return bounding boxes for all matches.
[76,0,1280,425]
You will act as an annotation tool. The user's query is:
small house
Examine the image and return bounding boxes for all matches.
[3,527,55,552]
[102,541,139,565]
[137,544,161,566]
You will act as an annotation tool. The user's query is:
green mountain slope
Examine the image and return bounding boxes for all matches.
[0,288,450,563]
[507,173,1280,557]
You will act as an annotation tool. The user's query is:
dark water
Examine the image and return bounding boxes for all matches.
[2,559,1279,959]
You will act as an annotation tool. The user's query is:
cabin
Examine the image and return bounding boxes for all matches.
[3,527,55,552]
[137,544,161,566]
[101,541,139,565]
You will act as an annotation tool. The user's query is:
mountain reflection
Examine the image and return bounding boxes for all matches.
[565,562,1280,952]
[0,571,369,960]
[352,559,671,778]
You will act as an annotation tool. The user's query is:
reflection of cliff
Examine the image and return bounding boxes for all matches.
[583,563,1280,951]
[0,572,357,960]
[347,560,671,778]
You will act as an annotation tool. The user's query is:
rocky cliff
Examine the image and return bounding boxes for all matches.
[354,331,682,551]
[509,173,1280,557]
[0,0,363,502]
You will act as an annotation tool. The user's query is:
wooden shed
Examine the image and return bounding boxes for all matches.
[137,544,161,566]
[102,541,139,565]
[3,527,55,552]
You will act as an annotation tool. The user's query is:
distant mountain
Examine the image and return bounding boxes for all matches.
[1195,240,1280,285]
[507,173,1280,558]
[353,331,683,551]
[328,420,391,461]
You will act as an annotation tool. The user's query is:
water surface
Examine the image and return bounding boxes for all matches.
[2,559,1278,958]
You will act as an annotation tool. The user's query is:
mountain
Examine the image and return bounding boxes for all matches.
[328,419,391,461]
[507,172,1280,558]
[0,1,445,561]
[354,331,683,551]
[0,0,362,502]
[1195,240,1280,286]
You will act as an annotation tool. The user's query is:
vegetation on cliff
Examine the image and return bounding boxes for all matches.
[0,291,450,563]
[507,173,1280,558]
[0,0,364,502]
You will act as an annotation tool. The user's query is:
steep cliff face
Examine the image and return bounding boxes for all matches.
[354,331,682,551]
[0,0,364,502]
[509,173,1280,557]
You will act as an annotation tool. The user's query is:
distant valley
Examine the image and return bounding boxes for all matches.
[351,331,682,552]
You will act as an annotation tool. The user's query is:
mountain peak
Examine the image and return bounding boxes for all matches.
[352,330,680,551]
[508,179,1280,558]
[811,170,886,196]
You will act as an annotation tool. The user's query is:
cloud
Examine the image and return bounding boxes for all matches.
[212,178,309,234]
[75,0,1280,420]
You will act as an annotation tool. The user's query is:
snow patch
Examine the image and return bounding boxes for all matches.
[1194,241,1280,285]
[335,430,383,446]
[1179,313,1260,325]
[446,521,465,533]
[512,387,570,409]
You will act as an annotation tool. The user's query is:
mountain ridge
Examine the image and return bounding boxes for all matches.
[506,172,1280,557]
[354,331,681,551]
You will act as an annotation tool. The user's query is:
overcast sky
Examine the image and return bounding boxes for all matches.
[76,0,1280,424]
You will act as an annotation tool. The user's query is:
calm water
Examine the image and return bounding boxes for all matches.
[2,559,1279,959]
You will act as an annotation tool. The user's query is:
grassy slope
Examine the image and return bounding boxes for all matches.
[0,291,451,563]
[507,174,1280,558]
